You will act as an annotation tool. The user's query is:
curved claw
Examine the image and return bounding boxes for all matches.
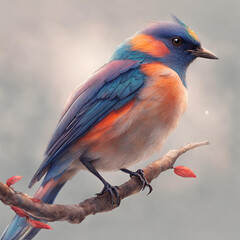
[96,183,120,206]
[121,168,153,195]
[135,169,153,195]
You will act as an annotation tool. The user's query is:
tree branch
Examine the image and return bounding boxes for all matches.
[0,140,209,224]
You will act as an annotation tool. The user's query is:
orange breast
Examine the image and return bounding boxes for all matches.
[139,62,188,122]
[71,62,188,158]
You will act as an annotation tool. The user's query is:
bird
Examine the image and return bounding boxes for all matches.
[1,16,218,240]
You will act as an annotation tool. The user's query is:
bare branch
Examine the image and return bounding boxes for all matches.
[0,140,209,224]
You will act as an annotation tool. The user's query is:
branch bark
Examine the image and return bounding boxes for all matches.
[0,141,209,224]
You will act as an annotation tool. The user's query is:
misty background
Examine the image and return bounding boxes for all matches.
[0,0,239,239]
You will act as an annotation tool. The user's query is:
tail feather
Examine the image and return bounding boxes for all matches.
[0,216,29,240]
[0,179,66,240]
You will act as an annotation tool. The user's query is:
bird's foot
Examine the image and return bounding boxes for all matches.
[120,168,153,194]
[96,182,120,206]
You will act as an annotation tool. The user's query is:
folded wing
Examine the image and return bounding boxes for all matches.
[29,60,145,187]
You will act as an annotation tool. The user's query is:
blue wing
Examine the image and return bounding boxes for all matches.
[29,60,145,187]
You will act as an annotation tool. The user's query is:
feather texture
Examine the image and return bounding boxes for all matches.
[29,60,144,187]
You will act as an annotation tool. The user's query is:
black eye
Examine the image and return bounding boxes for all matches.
[171,37,183,47]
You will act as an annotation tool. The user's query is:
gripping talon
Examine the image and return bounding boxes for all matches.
[96,183,120,206]
[136,169,153,194]
[120,168,153,194]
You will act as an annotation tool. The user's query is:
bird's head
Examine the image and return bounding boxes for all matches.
[113,16,218,84]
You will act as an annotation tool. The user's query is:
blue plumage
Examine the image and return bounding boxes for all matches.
[113,20,201,86]
[1,16,217,240]
[1,216,29,240]
[29,60,144,187]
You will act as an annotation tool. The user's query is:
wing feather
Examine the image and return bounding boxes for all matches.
[29,60,145,187]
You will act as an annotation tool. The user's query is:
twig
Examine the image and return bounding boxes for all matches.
[0,140,209,224]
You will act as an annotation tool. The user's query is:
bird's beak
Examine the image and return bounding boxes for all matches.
[189,47,218,59]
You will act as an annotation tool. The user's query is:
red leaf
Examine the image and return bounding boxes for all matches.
[6,176,23,187]
[174,166,196,178]
[11,206,28,218]
[28,219,52,229]
[31,198,42,203]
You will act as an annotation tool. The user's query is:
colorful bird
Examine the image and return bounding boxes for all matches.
[1,16,217,240]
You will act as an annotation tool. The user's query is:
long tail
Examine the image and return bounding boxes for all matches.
[0,178,66,240]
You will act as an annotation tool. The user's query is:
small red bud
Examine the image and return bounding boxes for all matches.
[31,198,42,203]
[28,219,52,229]
[6,176,23,187]
[11,206,28,218]
[174,166,196,178]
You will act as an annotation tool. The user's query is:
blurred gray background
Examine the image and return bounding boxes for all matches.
[0,0,239,239]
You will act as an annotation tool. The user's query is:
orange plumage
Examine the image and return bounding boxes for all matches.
[131,34,170,58]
